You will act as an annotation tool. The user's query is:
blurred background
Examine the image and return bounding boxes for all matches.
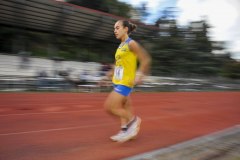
[0,0,239,92]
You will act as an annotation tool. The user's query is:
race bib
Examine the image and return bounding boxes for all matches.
[114,66,124,80]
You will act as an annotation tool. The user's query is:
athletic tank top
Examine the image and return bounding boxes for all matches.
[112,38,137,88]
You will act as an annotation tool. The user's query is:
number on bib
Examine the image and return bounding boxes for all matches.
[114,67,124,80]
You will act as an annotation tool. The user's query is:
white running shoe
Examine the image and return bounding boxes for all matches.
[117,117,141,143]
[110,130,126,141]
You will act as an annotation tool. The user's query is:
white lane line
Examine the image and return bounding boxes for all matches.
[0,109,102,117]
[0,115,193,136]
[0,122,114,136]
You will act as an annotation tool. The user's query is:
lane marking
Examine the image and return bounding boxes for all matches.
[0,122,114,136]
[0,114,206,136]
[0,109,102,117]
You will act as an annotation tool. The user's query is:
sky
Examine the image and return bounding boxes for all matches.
[119,0,240,60]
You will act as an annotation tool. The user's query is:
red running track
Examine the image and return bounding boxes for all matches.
[0,92,239,160]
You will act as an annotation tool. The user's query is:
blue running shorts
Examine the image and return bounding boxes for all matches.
[113,84,132,96]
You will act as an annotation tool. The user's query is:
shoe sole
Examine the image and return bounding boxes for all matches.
[110,137,120,141]
[110,131,138,142]
[117,118,141,143]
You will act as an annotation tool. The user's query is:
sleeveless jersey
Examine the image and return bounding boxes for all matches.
[112,38,137,88]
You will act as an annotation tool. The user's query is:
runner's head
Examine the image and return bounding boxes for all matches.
[114,20,137,39]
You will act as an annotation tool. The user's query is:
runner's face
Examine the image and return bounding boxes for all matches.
[114,21,127,40]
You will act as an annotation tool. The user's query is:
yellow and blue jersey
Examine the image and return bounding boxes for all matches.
[112,38,137,88]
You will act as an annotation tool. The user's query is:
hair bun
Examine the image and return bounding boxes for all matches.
[130,23,137,32]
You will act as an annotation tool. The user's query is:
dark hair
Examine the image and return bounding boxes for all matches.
[120,20,137,34]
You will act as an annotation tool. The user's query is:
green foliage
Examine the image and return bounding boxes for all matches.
[31,48,48,57]
[221,61,240,79]
[149,17,239,78]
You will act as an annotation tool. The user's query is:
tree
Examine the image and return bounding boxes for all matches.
[151,10,239,77]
